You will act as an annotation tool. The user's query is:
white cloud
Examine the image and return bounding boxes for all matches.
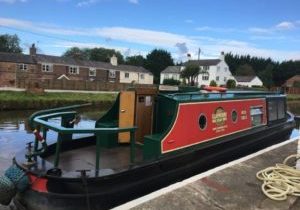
[185,19,194,24]
[77,0,99,7]
[129,0,138,4]
[0,0,27,3]
[195,26,240,33]
[1,17,299,61]
[275,21,295,30]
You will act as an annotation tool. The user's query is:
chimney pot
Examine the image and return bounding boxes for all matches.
[110,54,118,66]
[30,44,37,56]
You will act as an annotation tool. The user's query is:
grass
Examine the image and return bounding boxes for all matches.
[287,94,300,101]
[0,91,117,110]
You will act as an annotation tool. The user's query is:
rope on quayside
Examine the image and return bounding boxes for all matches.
[256,154,300,201]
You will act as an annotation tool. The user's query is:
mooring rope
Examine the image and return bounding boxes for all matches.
[256,154,300,201]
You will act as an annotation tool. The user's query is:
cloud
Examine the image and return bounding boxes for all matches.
[195,26,240,33]
[77,0,99,7]
[0,0,27,3]
[275,21,295,30]
[185,19,194,24]
[129,0,138,4]
[1,17,300,61]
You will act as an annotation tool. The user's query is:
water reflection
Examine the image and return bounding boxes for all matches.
[0,108,104,159]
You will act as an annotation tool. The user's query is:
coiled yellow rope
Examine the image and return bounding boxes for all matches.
[256,154,300,201]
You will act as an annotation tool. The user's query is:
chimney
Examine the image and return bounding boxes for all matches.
[187,53,192,61]
[110,54,118,66]
[220,51,225,60]
[30,44,37,56]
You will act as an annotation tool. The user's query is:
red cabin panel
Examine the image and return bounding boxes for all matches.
[161,99,266,153]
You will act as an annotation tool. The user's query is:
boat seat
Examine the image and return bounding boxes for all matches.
[143,133,163,160]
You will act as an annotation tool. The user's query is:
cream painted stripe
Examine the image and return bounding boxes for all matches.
[113,135,299,210]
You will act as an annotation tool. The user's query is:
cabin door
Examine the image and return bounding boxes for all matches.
[118,91,136,143]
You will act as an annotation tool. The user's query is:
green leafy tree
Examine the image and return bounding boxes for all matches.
[63,47,89,60]
[180,64,200,86]
[259,64,274,88]
[145,49,174,84]
[226,79,236,89]
[89,48,124,63]
[0,34,22,53]
[125,55,146,66]
[235,64,256,76]
[163,78,181,86]
[210,80,217,87]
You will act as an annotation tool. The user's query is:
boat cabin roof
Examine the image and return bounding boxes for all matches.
[161,90,285,102]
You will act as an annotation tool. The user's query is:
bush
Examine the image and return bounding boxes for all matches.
[209,80,217,87]
[163,78,181,86]
[226,79,236,89]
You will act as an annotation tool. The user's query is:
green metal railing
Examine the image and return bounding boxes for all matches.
[30,106,137,175]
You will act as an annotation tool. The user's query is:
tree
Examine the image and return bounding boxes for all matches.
[89,48,124,63]
[63,47,89,60]
[125,55,146,66]
[210,80,217,87]
[145,49,174,84]
[0,34,22,53]
[226,79,236,89]
[163,78,181,86]
[235,64,256,76]
[259,64,274,89]
[180,64,200,86]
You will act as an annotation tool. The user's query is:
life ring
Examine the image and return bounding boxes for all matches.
[203,86,227,92]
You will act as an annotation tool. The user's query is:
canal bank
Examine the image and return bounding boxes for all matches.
[115,135,300,210]
[0,90,116,110]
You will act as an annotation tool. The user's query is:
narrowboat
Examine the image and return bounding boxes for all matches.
[0,87,296,210]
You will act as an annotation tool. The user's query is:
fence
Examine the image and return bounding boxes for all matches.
[16,79,155,91]
[271,87,300,95]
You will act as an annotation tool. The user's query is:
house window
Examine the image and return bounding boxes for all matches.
[202,74,209,81]
[69,66,79,74]
[125,72,129,78]
[216,76,219,81]
[224,77,227,82]
[19,64,28,71]
[89,68,96,77]
[140,74,145,79]
[217,66,220,72]
[109,70,116,78]
[203,66,209,71]
[42,63,53,72]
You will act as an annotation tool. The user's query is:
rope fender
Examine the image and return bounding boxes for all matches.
[256,154,300,201]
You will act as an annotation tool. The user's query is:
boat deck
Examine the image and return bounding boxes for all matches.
[116,134,300,210]
[46,145,143,174]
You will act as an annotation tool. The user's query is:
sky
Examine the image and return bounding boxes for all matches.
[0,0,300,62]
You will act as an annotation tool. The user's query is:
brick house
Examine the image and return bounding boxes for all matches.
[0,44,153,88]
[283,75,300,87]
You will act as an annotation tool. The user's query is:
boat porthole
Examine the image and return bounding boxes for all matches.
[198,114,207,130]
[232,110,238,123]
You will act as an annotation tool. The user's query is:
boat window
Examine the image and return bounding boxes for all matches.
[278,100,285,119]
[268,101,278,121]
[251,107,263,126]
[232,110,238,123]
[198,114,207,130]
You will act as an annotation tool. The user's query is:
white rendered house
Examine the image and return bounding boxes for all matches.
[160,52,234,86]
[234,76,263,87]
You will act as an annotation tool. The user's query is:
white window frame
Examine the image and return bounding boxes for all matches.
[125,72,130,78]
[89,68,96,77]
[217,66,220,72]
[216,76,220,81]
[42,63,53,72]
[203,66,209,71]
[202,74,209,81]
[224,77,227,82]
[69,66,79,75]
[140,74,145,80]
[19,63,28,71]
[109,70,116,78]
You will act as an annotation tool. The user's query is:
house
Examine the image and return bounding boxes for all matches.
[160,52,234,86]
[0,44,153,88]
[234,76,263,87]
[283,75,300,87]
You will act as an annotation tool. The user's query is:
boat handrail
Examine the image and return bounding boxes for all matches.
[28,103,92,130]
[31,111,138,172]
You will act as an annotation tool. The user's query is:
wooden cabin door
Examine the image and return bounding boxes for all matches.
[118,91,135,143]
